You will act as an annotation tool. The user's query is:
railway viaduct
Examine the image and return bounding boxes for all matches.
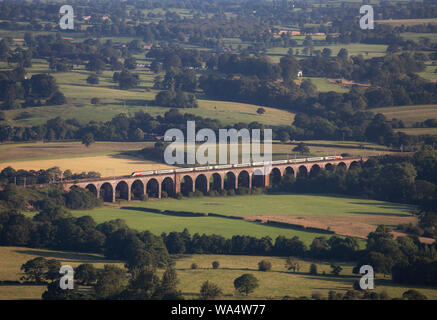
[63,157,367,202]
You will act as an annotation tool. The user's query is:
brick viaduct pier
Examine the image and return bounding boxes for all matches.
[63,157,367,202]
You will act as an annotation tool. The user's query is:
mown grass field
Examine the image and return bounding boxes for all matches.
[1,246,436,300]
[394,127,437,136]
[371,104,437,126]
[70,204,330,244]
[90,194,416,240]
[301,77,349,93]
[376,18,437,27]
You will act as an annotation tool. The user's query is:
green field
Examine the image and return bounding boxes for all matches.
[1,246,436,300]
[2,58,295,128]
[371,104,437,126]
[394,127,437,136]
[69,194,416,241]
[301,77,349,93]
[70,205,329,245]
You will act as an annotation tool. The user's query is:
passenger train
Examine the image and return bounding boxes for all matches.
[131,155,343,177]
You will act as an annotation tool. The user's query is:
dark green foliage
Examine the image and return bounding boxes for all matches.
[155,90,198,108]
[75,263,98,285]
[200,281,223,300]
[258,260,272,272]
[64,186,101,210]
[234,274,259,296]
[20,257,61,284]
[309,263,318,275]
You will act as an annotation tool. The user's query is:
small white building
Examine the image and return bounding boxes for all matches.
[297,70,303,77]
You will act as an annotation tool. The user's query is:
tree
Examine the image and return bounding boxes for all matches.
[285,257,301,272]
[81,133,94,147]
[233,274,259,296]
[86,74,99,85]
[200,281,223,300]
[337,48,348,60]
[212,261,220,269]
[156,267,179,299]
[94,264,127,299]
[257,107,266,115]
[46,91,66,105]
[75,264,97,285]
[293,142,310,155]
[42,281,82,300]
[402,290,427,300]
[20,257,60,284]
[330,264,343,276]
[258,260,272,272]
[309,263,318,275]
[322,48,332,57]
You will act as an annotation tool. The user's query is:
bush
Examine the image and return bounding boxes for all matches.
[176,192,183,199]
[140,194,149,201]
[90,97,100,105]
[227,189,236,196]
[193,190,204,197]
[191,263,198,270]
[309,263,318,275]
[236,187,250,195]
[161,191,168,199]
[212,261,220,269]
[207,190,219,197]
[200,281,222,300]
[258,260,272,272]
[86,74,99,85]
[311,291,323,300]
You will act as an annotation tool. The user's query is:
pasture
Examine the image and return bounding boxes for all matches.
[370,104,437,126]
[394,127,437,136]
[70,194,416,240]
[376,18,437,27]
[2,58,295,128]
[1,246,436,300]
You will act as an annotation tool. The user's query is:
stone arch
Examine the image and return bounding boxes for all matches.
[99,182,113,202]
[238,170,250,188]
[85,184,98,197]
[252,169,264,188]
[338,162,347,169]
[209,173,222,191]
[310,164,321,177]
[147,178,160,198]
[325,163,334,171]
[181,175,194,196]
[350,161,360,170]
[195,174,208,194]
[284,166,295,178]
[162,177,174,197]
[297,165,308,178]
[269,167,282,186]
[115,181,129,201]
[131,179,144,200]
[224,172,236,190]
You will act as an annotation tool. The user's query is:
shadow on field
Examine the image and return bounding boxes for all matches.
[349,202,412,212]
[13,249,117,264]
[348,211,410,217]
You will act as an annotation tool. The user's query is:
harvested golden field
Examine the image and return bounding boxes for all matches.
[0,141,173,177]
[0,154,173,177]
